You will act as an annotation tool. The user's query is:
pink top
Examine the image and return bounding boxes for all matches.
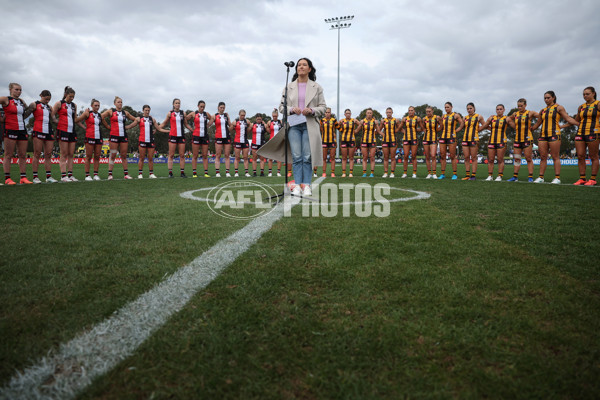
[297,82,307,110]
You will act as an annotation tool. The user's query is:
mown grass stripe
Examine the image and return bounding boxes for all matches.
[0,178,324,400]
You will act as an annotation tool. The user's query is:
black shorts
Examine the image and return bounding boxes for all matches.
[192,136,209,145]
[169,136,185,144]
[234,142,249,149]
[58,130,77,143]
[439,138,455,145]
[488,143,506,149]
[575,134,597,142]
[86,138,103,145]
[361,142,376,148]
[139,142,155,148]
[538,135,559,143]
[403,140,418,146]
[215,137,231,145]
[381,141,396,147]
[422,140,437,146]
[322,142,336,149]
[513,141,531,149]
[340,141,355,148]
[33,131,54,141]
[252,143,265,151]
[110,135,128,143]
[462,141,478,147]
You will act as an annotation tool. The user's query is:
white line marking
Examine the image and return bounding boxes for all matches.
[0,177,324,400]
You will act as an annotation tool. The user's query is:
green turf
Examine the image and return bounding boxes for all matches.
[1,162,599,399]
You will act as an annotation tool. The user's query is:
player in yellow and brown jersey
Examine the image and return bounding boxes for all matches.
[480,104,509,181]
[399,106,422,178]
[507,99,539,182]
[320,107,337,177]
[422,106,441,179]
[530,91,579,184]
[570,87,599,186]
[461,103,484,180]
[439,102,464,179]
[380,107,399,177]
[337,109,360,177]
[358,108,381,177]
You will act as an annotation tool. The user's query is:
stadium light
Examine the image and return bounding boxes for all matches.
[324,14,354,157]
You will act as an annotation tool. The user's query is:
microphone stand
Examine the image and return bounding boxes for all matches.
[270,64,292,203]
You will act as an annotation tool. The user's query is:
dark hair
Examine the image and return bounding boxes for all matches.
[143,104,150,110]
[466,102,475,110]
[91,98,100,106]
[39,90,51,97]
[292,57,317,82]
[62,86,75,100]
[344,108,351,113]
[445,101,453,108]
[325,107,331,112]
[198,100,205,106]
[172,98,180,105]
[544,91,556,104]
[497,104,505,109]
[517,98,527,105]
[218,101,226,107]
[386,107,393,112]
[584,86,597,100]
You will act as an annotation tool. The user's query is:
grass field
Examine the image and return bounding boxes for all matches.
[1,162,599,399]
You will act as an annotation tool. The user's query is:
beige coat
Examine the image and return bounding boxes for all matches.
[257,79,327,166]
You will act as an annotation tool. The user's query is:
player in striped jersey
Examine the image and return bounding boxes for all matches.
[570,87,599,186]
[52,86,79,182]
[76,99,109,181]
[507,98,539,182]
[186,100,214,178]
[1,83,33,184]
[480,104,509,181]
[232,109,251,177]
[358,108,381,177]
[438,102,464,179]
[213,101,232,177]
[337,109,360,177]
[160,98,193,178]
[251,114,268,176]
[102,96,137,180]
[267,109,283,176]
[128,105,168,179]
[530,91,579,184]
[461,103,484,180]
[380,107,399,178]
[28,90,58,183]
[422,107,441,179]
[320,107,337,177]
[399,106,422,178]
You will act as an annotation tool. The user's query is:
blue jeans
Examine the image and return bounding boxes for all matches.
[287,122,312,185]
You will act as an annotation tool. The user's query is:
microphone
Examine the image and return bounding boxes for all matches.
[284,61,295,67]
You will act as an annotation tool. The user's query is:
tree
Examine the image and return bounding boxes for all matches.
[402,104,442,118]
[357,108,382,121]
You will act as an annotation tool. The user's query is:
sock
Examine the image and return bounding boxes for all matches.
[123,169,128,176]
[62,171,67,178]
[85,172,90,177]
[555,174,560,180]
[591,175,597,181]
[513,172,518,178]
[528,173,533,179]
[216,168,220,174]
[94,171,98,176]
[579,174,586,181]
[33,171,38,178]
[20,172,26,179]
[4,172,10,181]
[68,171,73,178]
[499,172,503,178]
[149,169,153,175]
[108,170,113,176]
[46,170,52,179]
[169,169,173,175]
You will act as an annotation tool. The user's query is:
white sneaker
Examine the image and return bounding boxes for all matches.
[108,175,114,180]
[234,172,239,177]
[401,173,407,178]
[485,176,493,181]
[425,174,431,179]
[149,173,157,179]
[70,176,79,182]
[268,172,272,177]
[46,177,58,183]
[226,172,231,177]
[533,177,544,183]
[138,174,143,179]
[32,177,42,184]
[551,178,561,184]
[291,185,301,196]
[93,175,101,181]
[245,173,251,177]
[215,172,221,177]
[494,176,502,182]
[389,173,395,178]
[313,173,317,178]
[382,173,388,178]
[277,172,282,177]
[431,174,437,179]
[303,185,312,196]
[412,174,417,179]
[85,176,93,182]
[124,175,133,180]
[61,176,71,183]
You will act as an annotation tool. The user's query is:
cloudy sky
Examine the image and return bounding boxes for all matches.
[3,0,599,120]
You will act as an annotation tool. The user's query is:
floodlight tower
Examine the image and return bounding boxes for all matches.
[324,15,354,156]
